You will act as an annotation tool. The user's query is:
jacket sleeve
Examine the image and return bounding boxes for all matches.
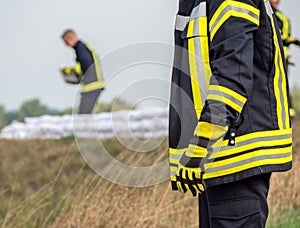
[195,0,260,144]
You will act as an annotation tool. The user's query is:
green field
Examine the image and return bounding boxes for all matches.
[1,123,300,227]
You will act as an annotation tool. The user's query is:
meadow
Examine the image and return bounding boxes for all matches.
[0,122,300,227]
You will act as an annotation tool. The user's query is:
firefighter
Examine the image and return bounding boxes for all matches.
[61,29,104,114]
[169,0,292,227]
[270,0,300,65]
[270,0,298,118]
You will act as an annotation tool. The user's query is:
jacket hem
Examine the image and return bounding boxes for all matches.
[203,162,292,187]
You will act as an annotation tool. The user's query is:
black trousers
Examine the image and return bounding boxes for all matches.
[79,89,102,114]
[199,173,271,228]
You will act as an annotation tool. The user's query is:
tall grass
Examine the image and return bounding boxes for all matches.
[0,122,300,227]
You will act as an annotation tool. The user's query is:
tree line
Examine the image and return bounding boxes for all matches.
[1,85,299,129]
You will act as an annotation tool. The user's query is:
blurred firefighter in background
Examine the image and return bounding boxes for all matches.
[270,0,299,118]
[61,29,104,114]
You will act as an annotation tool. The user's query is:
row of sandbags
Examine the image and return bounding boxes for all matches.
[0,108,168,139]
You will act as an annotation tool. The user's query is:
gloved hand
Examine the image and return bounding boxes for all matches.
[175,121,228,196]
[61,67,73,75]
[292,39,300,47]
[176,141,207,197]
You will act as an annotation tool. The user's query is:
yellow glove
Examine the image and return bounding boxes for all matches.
[176,141,207,197]
[61,67,73,75]
[176,121,228,196]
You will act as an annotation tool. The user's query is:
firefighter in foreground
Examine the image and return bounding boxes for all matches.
[270,0,298,118]
[169,0,292,227]
[61,29,104,114]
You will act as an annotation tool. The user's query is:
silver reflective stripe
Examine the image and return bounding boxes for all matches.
[169,154,182,160]
[210,5,260,34]
[208,90,244,108]
[190,2,207,20]
[176,15,190,31]
[171,171,176,177]
[212,133,292,153]
[193,16,200,36]
[193,36,208,103]
[265,0,273,16]
[206,152,291,173]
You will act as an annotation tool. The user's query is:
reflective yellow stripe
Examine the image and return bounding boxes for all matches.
[273,24,283,128]
[86,44,104,85]
[170,166,178,172]
[169,148,186,155]
[204,154,292,179]
[209,85,247,104]
[169,148,185,167]
[209,1,260,41]
[186,144,208,158]
[81,44,105,93]
[207,85,247,112]
[211,137,292,159]
[216,128,292,146]
[81,81,104,93]
[188,20,203,119]
[210,128,292,158]
[206,94,243,112]
[210,1,229,31]
[187,19,195,37]
[194,121,228,140]
[199,16,212,88]
[279,50,290,129]
[169,158,180,165]
[270,15,289,129]
[169,148,185,180]
[199,17,207,36]
[213,128,292,148]
[207,146,292,169]
[201,37,212,88]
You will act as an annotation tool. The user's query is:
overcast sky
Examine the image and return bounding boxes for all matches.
[0,0,299,110]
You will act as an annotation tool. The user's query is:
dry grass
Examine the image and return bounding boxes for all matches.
[0,122,300,227]
[268,121,300,216]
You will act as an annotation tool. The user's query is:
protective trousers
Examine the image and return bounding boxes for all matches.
[79,89,103,114]
[199,173,271,228]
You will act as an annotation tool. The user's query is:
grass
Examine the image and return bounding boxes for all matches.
[0,122,300,227]
[268,208,300,228]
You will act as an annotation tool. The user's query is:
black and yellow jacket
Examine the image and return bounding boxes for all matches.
[72,41,105,93]
[273,9,299,61]
[169,0,292,189]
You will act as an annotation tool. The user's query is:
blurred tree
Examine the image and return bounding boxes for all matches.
[0,105,8,127]
[94,98,133,113]
[291,85,300,121]
[18,99,48,121]
[5,111,18,124]
[58,108,73,115]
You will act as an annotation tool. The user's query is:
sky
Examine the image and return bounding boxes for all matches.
[0,0,299,111]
